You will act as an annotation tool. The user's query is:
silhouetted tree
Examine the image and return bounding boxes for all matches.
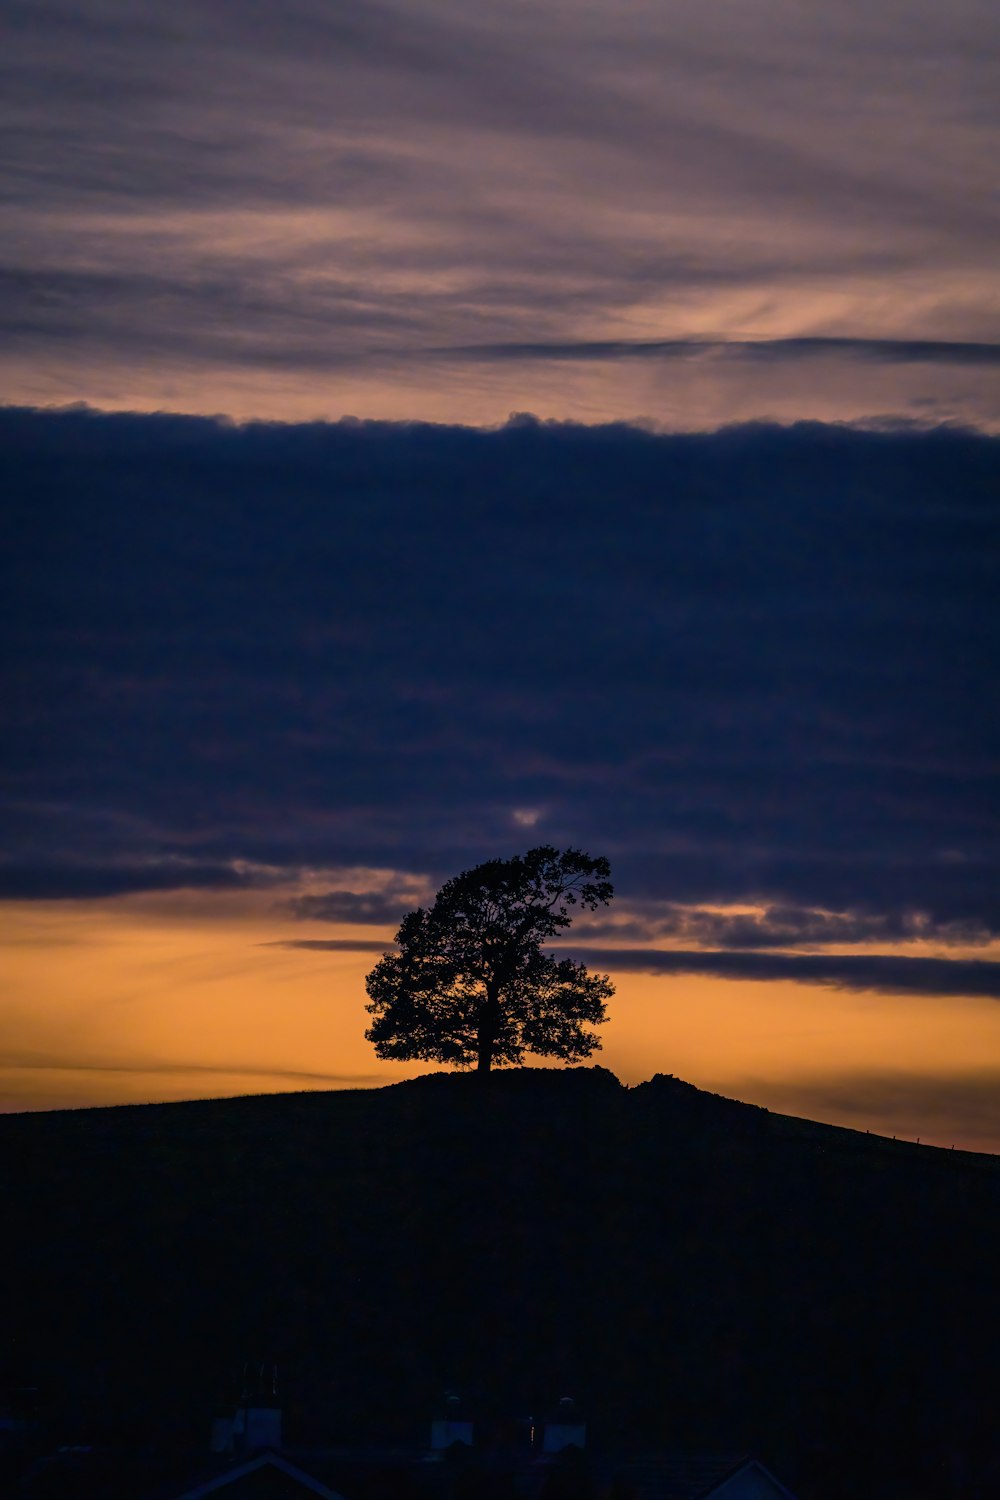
[364,846,614,1075]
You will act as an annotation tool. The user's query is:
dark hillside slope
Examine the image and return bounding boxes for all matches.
[2,1069,998,1498]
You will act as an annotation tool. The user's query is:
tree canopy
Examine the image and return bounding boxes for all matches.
[364,846,615,1074]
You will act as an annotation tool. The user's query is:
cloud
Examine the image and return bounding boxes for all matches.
[581,903,995,949]
[264,939,395,954]
[1,1054,381,1086]
[563,948,1000,999]
[273,938,1000,997]
[1,408,997,953]
[0,859,281,900]
[430,337,1000,368]
[285,888,418,925]
[1,2,997,423]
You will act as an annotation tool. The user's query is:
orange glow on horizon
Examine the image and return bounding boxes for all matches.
[2,891,999,1152]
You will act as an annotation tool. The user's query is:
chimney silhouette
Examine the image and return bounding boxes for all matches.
[213,1361,281,1454]
[430,1390,474,1450]
[542,1396,585,1453]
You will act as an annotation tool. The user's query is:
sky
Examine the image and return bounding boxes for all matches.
[2,1,999,1149]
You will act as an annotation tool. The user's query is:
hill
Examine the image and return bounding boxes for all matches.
[2,1068,998,1498]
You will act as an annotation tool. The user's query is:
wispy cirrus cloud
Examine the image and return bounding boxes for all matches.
[2,1,997,424]
[265,939,395,954]
[1,1054,380,1086]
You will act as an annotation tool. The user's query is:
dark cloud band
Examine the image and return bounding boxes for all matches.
[264,940,397,954]
[0,861,277,900]
[271,940,1000,1000]
[562,948,1000,999]
[285,888,418,925]
[1,407,997,949]
[430,336,1000,367]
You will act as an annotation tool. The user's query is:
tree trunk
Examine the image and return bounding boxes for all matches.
[476,990,499,1074]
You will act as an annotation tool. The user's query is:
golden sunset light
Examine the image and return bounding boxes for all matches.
[4,892,998,1152]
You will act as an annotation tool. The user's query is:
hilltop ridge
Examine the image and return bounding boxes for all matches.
[3,1069,998,1498]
